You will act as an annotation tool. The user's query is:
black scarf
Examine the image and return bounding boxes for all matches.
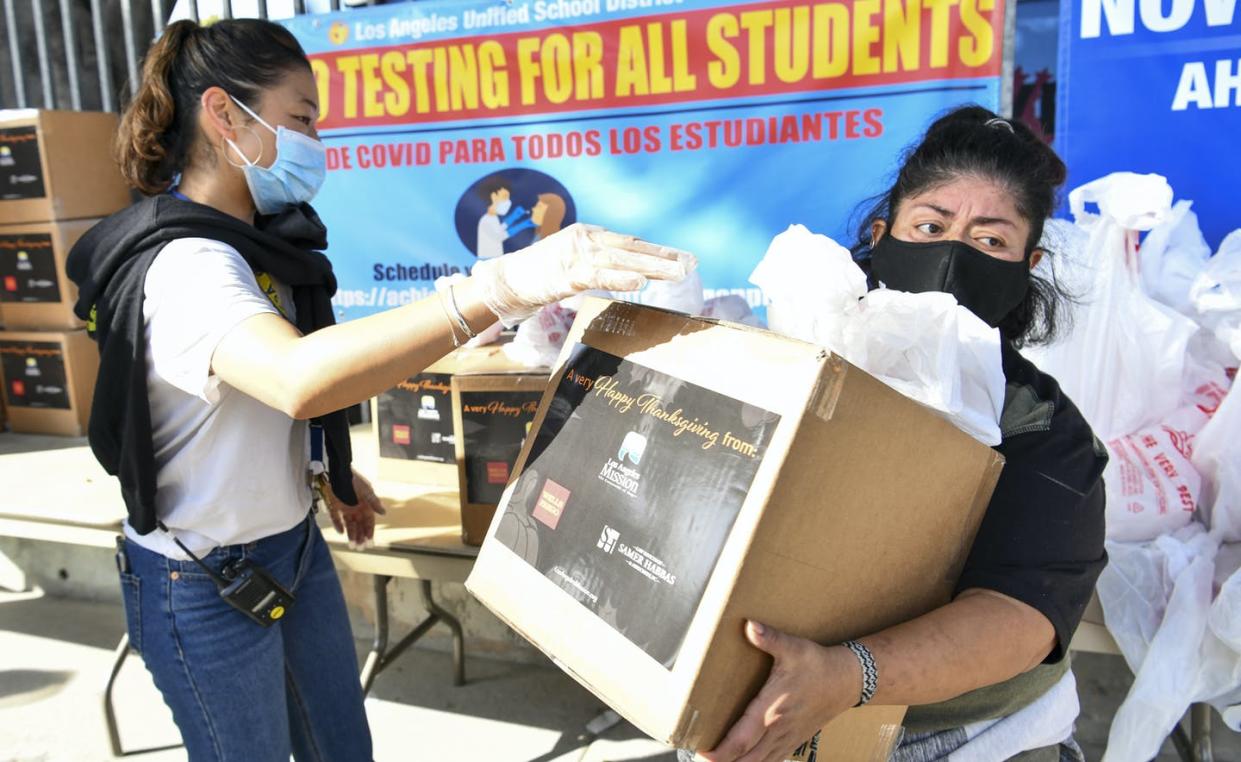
[66,194,356,535]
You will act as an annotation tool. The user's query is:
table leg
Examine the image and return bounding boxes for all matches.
[103,633,130,758]
[1191,702,1214,762]
[102,634,183,756]
[359,574,392,695]
[420,579,466,687]
[585,709,621,736]
[358,575,469,694]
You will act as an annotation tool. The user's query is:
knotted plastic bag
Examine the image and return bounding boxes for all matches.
[751,224,1004,445]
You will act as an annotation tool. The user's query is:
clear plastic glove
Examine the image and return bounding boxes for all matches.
[472,222,695,326]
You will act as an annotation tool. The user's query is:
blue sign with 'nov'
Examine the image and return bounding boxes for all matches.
[1057,0,1241,249]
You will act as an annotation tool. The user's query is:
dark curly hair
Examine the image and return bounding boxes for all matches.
[851,105,1074,347]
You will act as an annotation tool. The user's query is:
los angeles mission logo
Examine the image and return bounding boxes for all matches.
[598,431,646,497]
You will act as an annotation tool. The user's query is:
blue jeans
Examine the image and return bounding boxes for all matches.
[118,514,373,762]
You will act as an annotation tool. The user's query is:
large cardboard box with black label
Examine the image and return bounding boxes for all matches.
[0,110,131,224]
[0,218,96,329]
[0,329,97,436]
[373,341,550,487]
[466,298,1004,754]
[452,372,547,545]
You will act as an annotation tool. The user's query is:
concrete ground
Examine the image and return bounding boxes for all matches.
[2,589,1240,762]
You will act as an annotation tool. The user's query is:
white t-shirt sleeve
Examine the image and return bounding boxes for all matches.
[144,238,279,402]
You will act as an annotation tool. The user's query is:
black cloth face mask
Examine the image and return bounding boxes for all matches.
[869,235,1031,327]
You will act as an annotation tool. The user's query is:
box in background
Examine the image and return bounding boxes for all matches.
[373,370,457,487]
[0,218,96,329]
[0,329,98,436]
[467,298,1003,752]
[0,110,131,224]
[373,342,550,488]
[452,372,547,546]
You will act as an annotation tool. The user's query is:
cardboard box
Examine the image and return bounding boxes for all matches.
[0,218,96,329]
[374,341,549,487]
[0,110,131,224]
[466,299,1004,752]
[789,707,907,762]
[0,329,98,436]
[374,370,457,487]
[452,372,547,545]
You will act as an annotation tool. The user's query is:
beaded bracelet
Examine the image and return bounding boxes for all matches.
[841,640,878,707]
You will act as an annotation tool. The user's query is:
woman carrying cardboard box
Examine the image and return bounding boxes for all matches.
[700,108,1107,762]
[66,18,691,762]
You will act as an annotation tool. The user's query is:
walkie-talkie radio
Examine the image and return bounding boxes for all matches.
[218,558,295,627]
[157,522,296,628]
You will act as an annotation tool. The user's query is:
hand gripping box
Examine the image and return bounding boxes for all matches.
[466,298,1004,754]
[0,110,131,224]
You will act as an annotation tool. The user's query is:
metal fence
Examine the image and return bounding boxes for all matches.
[0,0,373,114]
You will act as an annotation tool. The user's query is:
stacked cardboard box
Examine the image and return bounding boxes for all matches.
[372,339,549,544]
[0,329,98,437]
[467,298,1005,755]
[0,219,96,329]
[0,110,129,436]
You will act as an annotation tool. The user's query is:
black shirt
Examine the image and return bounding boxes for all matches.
[903,342,1108,732]
[958,342,1108,662]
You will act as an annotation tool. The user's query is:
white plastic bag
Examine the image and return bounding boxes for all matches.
[1139,201,1212,316]
[503,299,580,369]
[1100,532,1241,762]
[837,289,1004,445]
[1204,547,1241,731]
[751,224,866,345]
[1191,229,1241,361]
[1099,524,1220,762]
[751,225,1005,445]
[504,270,709,370]
[700,295,761,327]
[1026,173,1198,440]
[1194,382,1241,542]
[1102,406,1207,542]
[630,267,705,315]
[1098,326,1235,542]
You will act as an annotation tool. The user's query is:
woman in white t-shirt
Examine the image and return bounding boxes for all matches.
[67,19,691,762]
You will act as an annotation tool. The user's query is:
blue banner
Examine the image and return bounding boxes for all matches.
[281,0,1005,321]
[1057,0,1240,249]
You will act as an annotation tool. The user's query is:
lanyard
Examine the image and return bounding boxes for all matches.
[310,423,326,476]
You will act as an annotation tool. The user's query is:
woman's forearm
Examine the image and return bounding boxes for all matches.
[285,277,497,418]
[831,588,1057,708]
[213,277,498,419]
[700,590,1058,762]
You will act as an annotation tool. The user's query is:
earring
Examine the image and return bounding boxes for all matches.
[223,124,263,169]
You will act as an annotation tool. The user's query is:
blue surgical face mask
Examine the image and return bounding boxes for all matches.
[494,198,512,215]
[226,95,326,215]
